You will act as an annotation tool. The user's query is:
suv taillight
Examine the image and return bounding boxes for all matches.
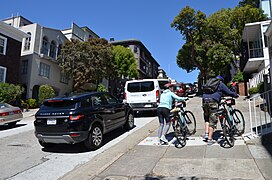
[156,90,159,102]
[69,115,84,121]
[124,92,127,100]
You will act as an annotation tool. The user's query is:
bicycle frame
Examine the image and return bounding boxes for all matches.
[171,101,186,126]
[218,98,235,127]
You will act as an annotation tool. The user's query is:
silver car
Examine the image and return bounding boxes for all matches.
[0,103,23,128]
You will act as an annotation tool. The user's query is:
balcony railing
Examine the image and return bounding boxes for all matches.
[249,65,269,88]
[249,48,264,58]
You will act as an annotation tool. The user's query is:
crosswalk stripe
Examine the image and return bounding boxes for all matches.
[138,136,245,146]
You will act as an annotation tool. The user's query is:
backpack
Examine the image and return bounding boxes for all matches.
[202,78,220,94]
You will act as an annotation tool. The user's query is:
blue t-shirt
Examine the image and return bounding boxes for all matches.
[158,89,186,110]
[203,82,238,103]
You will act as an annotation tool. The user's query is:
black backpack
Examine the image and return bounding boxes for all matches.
[202,78,220,94]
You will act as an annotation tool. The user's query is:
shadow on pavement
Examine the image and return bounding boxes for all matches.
[134,111,157,117]
[144,174,200,180]
[41,126,135,153]
[261,132,272,157]
[0,123,26,131]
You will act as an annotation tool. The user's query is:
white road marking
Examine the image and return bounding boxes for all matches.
[138,136,245,146]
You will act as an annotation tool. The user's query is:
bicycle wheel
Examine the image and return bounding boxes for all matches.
[174,115,186,148]
[232,109,245,136]
[184,111,196,135]
[222,116,235,147]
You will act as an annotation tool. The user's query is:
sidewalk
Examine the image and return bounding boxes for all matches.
[61,96,272,180]
[22,108,39,118]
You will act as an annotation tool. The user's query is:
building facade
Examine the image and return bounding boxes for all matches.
[260,0,272,19]
[0,21,28,84]
[241,20,271,88]
[110,39,160,79]
[2,16,72,99]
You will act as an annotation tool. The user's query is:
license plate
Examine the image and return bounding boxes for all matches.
[144,104,152,107]
[47,119,57,125]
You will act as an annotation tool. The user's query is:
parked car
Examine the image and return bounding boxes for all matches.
[185,83,196,95]
[0,103,23,128]
[34,92,134,150]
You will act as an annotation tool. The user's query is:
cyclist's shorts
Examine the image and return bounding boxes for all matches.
[202,98,218,128]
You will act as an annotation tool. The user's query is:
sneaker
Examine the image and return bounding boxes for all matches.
[160,135,168,143]
[202,133,209,141]
[207,139,215,145]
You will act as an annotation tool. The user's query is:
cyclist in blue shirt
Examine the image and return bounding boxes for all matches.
[202,76,239,145]
[157,83,187,144]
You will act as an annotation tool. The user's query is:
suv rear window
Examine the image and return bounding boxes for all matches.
[42,100,78,109]
[127,81,154,92]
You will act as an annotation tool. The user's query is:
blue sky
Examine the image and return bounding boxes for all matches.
[1,0,240,83]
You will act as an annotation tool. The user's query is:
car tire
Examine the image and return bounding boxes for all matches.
[124,112,134,130]
[84,124,103,150]
[38,141,55,148]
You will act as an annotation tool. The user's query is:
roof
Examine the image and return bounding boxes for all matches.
[0,21,29,41]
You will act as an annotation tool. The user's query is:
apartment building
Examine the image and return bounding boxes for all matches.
[62,22,99,41]
[2,16,72,99]
[110,39,160,79]
[0,21,28,84]
[241,20,271,88]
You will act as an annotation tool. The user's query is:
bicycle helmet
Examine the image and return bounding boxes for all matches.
[216,75,224,81]
[164,83,174,88]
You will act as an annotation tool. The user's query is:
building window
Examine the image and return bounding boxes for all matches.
[57,44,62,57]
[0,66,7,82]
[60,73,69,84]
[39,62,50,78]
[41,36,49,55]
[21,60,28,74]
[49,41,57,59]
[134,46,138,53]
[0,35,7,55]
[24,32,31,51]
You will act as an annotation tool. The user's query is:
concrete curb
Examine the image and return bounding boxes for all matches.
[60,117,159,180]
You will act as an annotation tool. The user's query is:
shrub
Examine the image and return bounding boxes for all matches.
[97,83,107,92]
[38,85,56,105]
[257,81,264,94]
[233,71,244,82]
[27,98,37,108]
[0,83,24,103]
[248,87,259,95]
[21,100,29,110]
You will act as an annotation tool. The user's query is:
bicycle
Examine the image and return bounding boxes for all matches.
[216,97,245,147]
[170,100,196,148]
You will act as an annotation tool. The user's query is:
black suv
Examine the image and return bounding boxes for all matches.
[34,92,134,150]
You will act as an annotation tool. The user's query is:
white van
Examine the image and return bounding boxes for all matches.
[124,79,169,112]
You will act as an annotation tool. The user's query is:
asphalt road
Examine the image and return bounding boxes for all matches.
[0,114,156,180]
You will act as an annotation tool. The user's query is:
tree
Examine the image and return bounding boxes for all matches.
[171,6,210,83]
[111,45,139,79]
[57,38,114,90]
[171,5,267,83]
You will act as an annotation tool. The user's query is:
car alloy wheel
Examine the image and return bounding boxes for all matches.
[92,126,103,146]
[84,124,103,150]
[125,113,134,130]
